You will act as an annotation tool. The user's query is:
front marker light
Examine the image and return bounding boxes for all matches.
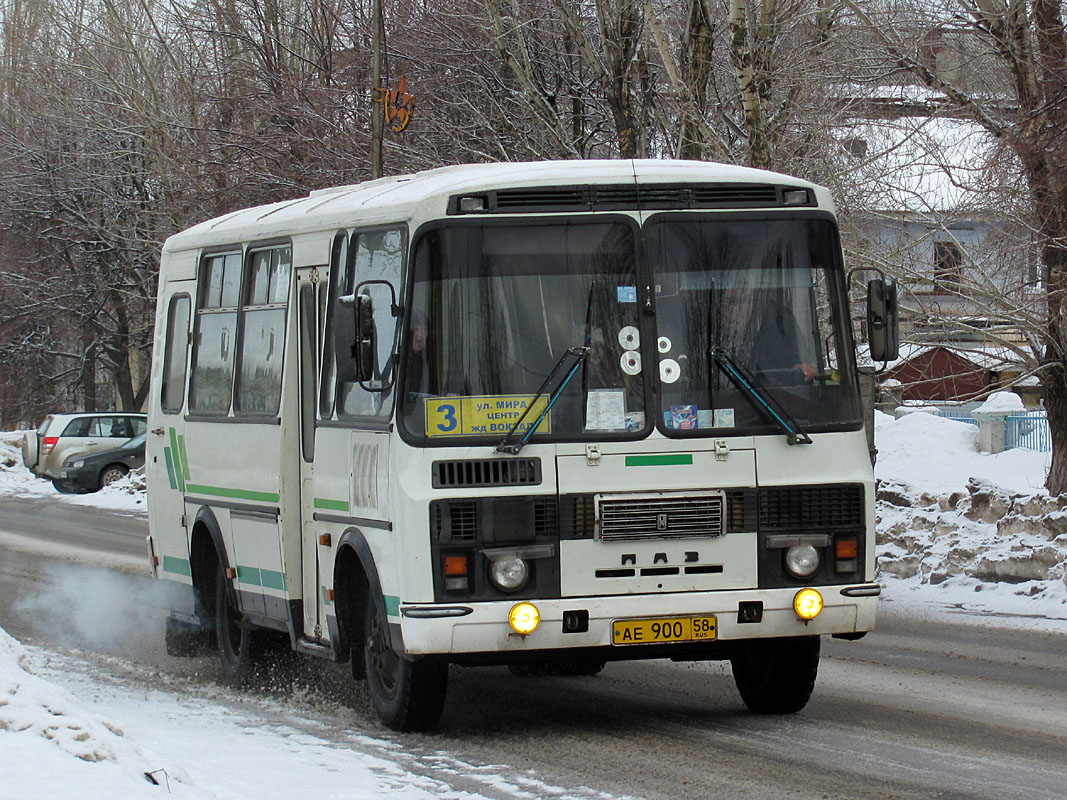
[509,602,540,635]
[794,588,824,620]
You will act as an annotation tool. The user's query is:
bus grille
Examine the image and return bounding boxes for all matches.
[758,485,863,530]
[596,493,725,542]
[431,458,541,488]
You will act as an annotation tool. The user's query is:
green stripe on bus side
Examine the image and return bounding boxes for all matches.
[625,454,694,467]
[314,497,350,512]
[163,447,178,490]
[184,484,280,504]
[235,566,286,591]
[177,433,191,481]
[383,595,400,617]
[162,556,192,577]
[168,428,187,492]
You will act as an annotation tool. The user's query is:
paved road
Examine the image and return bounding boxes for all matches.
[1,497,1065,799]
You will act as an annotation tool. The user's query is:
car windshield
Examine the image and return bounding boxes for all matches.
[645,215,860,435]
[399,220,647,443]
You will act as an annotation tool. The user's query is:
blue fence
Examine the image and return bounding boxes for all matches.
[1006,411,1052,452]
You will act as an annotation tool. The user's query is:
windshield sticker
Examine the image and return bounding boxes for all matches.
[657,336,671,353]
[697,409,714,428]
[424,395,552,438]
[617,286,637,303]
[670,405,698,430]
[618,325,640,350]
[620,351,642,375]
[713,408,736,428]
[585,390,627,431]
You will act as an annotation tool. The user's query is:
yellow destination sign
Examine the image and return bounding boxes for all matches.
[425,395,552,438]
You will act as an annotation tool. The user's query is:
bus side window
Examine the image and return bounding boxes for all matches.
[189,252,241,413]
[161,294,191,413]
[336,228,404,419]
[235,246,291,416]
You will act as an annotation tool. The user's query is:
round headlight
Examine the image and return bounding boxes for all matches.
[509,602,540,635]
[784,544,820,578]
[794,588,824,620]
[490,557,529,592]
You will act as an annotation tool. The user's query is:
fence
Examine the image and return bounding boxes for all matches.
[1005,411,1052,452]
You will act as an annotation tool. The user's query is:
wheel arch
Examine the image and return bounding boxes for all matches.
[333,528,403,666]
[189,506,230,632]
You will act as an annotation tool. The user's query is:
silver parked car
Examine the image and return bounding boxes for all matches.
[22,412,148,492]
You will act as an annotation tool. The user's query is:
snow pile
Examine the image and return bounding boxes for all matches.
[973,390,1026,415]
[875,411,1067,613]
[0,625,203,799]
[0,430,54,497]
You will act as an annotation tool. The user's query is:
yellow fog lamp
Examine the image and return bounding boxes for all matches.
[793,588,824,621]
[508,602,541,635]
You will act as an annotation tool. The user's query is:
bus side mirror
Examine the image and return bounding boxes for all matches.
[867,278,899,362]
[354,293,376,382]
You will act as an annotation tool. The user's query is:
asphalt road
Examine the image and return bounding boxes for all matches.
[1,496,1065,800]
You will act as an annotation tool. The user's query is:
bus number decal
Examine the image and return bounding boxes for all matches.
[424,395,552,438]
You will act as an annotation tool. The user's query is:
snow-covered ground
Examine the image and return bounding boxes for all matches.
[1,417,1066,798]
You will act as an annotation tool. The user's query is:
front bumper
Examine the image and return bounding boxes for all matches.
[395,584,880,657]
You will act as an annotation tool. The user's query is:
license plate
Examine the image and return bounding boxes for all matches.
[611,615,717,646]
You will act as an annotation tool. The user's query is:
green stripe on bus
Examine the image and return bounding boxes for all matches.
[260,569,286,591]
[314,497,350,512]
[236,565,261,586]
[163,448,178,490]
[184,484,280,503]
[162,556,192,577]
[625,454,693,467]
[177,432,191,481]
[168,428,186,492]
[383,595,400,617]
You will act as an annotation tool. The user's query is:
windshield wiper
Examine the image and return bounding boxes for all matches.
[496,346,589,455]
[711,347,812,445]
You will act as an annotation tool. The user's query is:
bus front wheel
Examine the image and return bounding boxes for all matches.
[364,593,448,731]
[730,635,820,714]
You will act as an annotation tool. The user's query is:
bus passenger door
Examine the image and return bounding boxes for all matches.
[296,267,326,642]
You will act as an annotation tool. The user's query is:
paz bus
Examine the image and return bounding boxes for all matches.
[146,160,897,731]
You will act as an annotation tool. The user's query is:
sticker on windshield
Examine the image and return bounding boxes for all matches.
[618,325,640,350]
[621,351,642,375]
[713,408,736,428]
[659,358,680,383]
[617,286,637,303]
[424,395,552,438]
[585,390,626,431]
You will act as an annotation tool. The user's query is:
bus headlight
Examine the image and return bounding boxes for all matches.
[489,557,529,592]
[509,602,540,635]
[794,588,824,620]
[785,545,820,578]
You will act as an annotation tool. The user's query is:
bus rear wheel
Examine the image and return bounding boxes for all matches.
[215,565,264,687]
[730,635,820,714]
[363,593,447,731]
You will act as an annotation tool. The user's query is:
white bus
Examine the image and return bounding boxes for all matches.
[146,160,896,731]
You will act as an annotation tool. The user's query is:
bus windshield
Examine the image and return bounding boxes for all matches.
[646,215,860,436]
[400,220,647,443]
[399,214,860,444]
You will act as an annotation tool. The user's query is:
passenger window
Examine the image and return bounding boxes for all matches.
[62,418,92,437]
[161,294,191,413]
[235,246,291,415]
[336,228,404,419]
[190,252,241,413]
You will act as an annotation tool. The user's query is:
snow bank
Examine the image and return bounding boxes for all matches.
[973,390,1026,415]
[0,625,205,799]
[875,412,1067,619]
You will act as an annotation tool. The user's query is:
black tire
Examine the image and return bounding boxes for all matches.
[215,565,264,688]
[98,464,129,489]
[730,636,820,714]
[364,592,448,731]
[509,660,607,677]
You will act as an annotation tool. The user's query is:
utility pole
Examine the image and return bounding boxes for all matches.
[370,0,384,179]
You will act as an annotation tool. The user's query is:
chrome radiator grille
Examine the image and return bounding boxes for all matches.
[596,492,725,542]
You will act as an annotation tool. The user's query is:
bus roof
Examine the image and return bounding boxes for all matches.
[162,159,824,254]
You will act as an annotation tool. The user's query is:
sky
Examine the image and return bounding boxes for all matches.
[1,417,1065,798]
